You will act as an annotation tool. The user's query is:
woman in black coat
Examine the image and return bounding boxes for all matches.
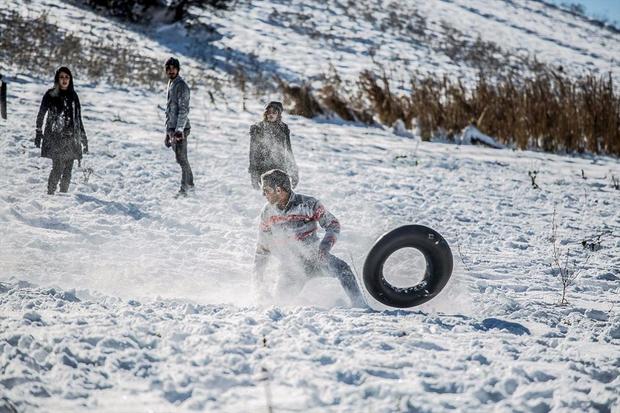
[248,101,299,190]
[35,67,88,195]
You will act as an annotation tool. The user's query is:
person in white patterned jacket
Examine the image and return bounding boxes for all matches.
[253,169,366,308]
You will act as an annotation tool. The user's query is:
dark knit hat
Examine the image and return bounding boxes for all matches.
[165,57,180,69]
[265,101,283,113]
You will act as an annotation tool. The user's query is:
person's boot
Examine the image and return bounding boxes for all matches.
[175,188,188,198]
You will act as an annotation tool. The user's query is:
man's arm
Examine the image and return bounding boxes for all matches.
[175,82,190,132]
[35,92,50,147]
[313,200,341,259]
[75,95,88,153]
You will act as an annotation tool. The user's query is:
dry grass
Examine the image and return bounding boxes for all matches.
[319,84,374,124]
[278,79,323,118]
[359,70,414,130]
[273,64,619,156]
[354,69,620,155]
[0,10,163,89]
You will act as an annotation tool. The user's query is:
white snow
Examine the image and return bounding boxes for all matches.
[1,0,619,411]
[460,125,505,148]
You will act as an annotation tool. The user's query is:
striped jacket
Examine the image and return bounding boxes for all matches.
[255,192,340,273]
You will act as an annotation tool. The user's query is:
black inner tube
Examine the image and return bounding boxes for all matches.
[362,225,453,308]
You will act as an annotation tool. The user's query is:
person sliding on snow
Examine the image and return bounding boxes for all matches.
[35,67,88,195]
[248,101,299,190]
[253,169,366,308]
[163,57,194,197]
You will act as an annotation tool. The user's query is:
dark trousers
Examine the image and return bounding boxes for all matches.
[48,158,74,194]
[305,254,366,307]
[171,128,194,191]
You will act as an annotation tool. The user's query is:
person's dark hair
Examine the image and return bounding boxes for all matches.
[261,169,292,193]
[165,57,180,70]
[54,66,74,93]
[266,101,283,113]
[263,101,283,122]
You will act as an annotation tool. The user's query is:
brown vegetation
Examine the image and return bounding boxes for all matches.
[278,67,620,156]
[0,11,163,89]
[277,80,323,119]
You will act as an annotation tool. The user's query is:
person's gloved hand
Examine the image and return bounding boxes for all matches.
[173,130,184,142]
[82,143,89,154]
[164,133,172,148]
[34,130,42,148]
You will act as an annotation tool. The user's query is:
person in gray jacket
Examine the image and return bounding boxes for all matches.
[248,101,298,190]
[164,57,194,197]
[254,169,366,308]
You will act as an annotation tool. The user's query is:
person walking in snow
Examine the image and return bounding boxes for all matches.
[163,57,194,197]
[35,67,88,195]
[248,101,299,190]
[253,169,366,308]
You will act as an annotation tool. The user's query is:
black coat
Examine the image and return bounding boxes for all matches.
[248,121,299,189]
[36,88,87,160]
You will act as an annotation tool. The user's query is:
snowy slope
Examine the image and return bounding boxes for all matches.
[4,0,620,87]
[194,0,620,86]
[1,0,620,411]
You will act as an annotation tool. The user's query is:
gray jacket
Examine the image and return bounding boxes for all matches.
[165,76,191,132]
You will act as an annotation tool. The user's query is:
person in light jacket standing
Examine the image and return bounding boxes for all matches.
[164,57,194,197]
[248,101,299,190]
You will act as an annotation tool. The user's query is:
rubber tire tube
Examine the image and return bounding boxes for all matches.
[363,225,453,308]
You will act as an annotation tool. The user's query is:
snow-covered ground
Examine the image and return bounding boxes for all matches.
[1,0,620,411]
[2,73,619,413]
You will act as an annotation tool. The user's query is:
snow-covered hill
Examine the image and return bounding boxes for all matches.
[1,0,619,411]
[4,0,620,87]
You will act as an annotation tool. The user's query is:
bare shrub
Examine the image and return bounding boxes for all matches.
[0,10,163,89]
[319,84,355,122]
[278,79,323,118]
[257,59,619,156]
[359,70,413,129]
[319,84,375,124]
[359,69,620,155]
[528,170,540,189]
[550,207,591,305]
